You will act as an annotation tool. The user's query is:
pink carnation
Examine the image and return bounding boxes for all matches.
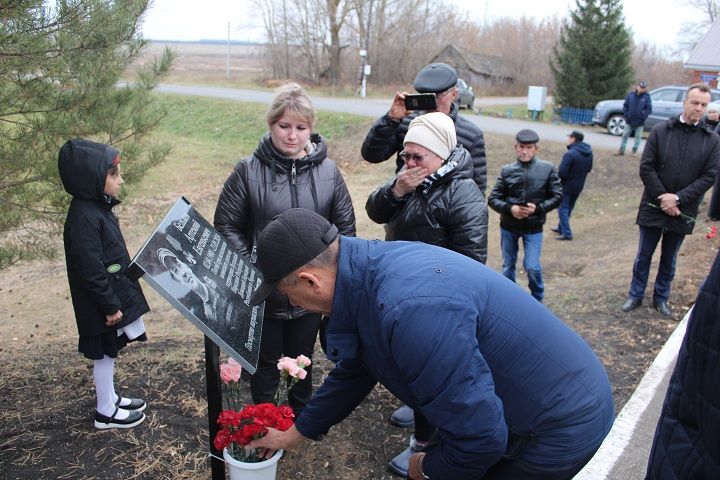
[295,355,312,367]
[220,357,242,384]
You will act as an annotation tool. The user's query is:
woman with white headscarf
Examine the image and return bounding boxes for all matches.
[366,111,488,477]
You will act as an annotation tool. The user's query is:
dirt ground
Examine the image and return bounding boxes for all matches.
[2,43,719,479]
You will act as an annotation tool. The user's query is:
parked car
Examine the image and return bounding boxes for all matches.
[455,78,474,110]
[592,85,720,135]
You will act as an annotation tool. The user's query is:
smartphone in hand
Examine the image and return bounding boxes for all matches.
[404,93,437,111]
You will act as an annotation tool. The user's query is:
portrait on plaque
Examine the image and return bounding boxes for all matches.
[131,197,263,373]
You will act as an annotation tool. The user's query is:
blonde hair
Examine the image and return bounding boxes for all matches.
[266,82,315,128]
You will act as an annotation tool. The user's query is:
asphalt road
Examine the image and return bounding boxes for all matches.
[156,84,640,152]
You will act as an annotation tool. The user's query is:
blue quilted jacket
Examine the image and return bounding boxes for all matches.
[295,237,614,479]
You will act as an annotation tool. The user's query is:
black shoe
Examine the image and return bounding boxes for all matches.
[555,236,572,241]
[653,299,672,316]
[94,408,145,429]
[621,297,642,312]
[116,397,146,412]
[551,227,561,234]
[389,404,415,428]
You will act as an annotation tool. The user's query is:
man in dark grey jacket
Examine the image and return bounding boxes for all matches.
[488,129,562,302]
[621,83,719,316]
[361,63,488,194]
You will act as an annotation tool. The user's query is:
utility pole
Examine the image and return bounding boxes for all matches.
[226,21,231,79]
[359,0,375,98]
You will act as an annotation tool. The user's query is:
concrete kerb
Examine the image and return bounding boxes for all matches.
[573,308,692,479]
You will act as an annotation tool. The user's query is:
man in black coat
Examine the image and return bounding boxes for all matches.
[361,63,487,194]
[553,130,593,240]
[488,129,563,302]
[621,83,720,316]
[645,184,720,479]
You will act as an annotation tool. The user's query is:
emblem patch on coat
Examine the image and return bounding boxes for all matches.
[107,264,121,273]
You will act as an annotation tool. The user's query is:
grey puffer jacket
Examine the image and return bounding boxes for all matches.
[360,103,487,194]
[365,146,487,264]
[214,133,356,319]
[637,116,719,234]
[488,157,562,234]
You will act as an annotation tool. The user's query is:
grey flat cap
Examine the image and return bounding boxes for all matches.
[515,129,540,144]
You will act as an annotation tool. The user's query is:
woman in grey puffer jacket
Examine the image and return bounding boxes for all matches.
[365,112,487,477]
[214,83,356,415]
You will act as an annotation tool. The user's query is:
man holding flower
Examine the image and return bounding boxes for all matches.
[247,208,614,480]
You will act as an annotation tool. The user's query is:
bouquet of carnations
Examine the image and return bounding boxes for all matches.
[213,355,311,462]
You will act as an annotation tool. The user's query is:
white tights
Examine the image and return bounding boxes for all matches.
[93,355,128,419]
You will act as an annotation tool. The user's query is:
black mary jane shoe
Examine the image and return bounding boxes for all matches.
[94,407,145,430]
[116,396,147,412]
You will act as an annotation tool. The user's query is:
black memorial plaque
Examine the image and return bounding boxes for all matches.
[131,197,263,373]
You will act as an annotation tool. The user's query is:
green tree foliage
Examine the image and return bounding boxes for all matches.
[551,0,632,108]
[0,0,174,270]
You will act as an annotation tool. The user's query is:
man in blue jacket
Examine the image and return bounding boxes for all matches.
[553,130,593,241]
[247,208,614,480]
[614,80,652,157]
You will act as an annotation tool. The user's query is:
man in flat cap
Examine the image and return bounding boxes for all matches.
[361,63,487,194]
[488,129,562,302]
[246,208,614,480]
[552,130,593,241]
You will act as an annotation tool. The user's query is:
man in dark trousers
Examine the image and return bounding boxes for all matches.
[621,83,719,316]
[488,129,562,302]
[361,62,487,194]
[553,130,593,241]
[247,208,614,480]
[645,183,720,479]
[614,80,652,157]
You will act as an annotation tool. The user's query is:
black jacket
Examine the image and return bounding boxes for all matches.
[645,247,720,479]
[488,157,563,234]
[365,146,487,264]
[637,116,719,234]
[360,103,488,194]
[213,134,356,320]
[59,139,150,337]
[559,141,593,194]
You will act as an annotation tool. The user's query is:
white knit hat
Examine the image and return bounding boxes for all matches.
[403,112,457,160]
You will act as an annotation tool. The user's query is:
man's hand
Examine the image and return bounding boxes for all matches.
[392,166,428,198]
[247,425,306,460]
[510,203,536,219]
[408,452,427,480]
[388,92,410,122]
[105,310,122,326]
[658,193,680,216]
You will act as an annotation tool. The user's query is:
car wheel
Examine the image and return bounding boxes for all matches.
[606,114,626,136]
[468,97,474,111]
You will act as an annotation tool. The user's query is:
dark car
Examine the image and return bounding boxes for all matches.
[592,85,720,135]
[455,78,474,110]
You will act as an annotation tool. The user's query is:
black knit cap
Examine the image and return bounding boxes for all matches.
[249,209,339,306]
[413,63,458,93]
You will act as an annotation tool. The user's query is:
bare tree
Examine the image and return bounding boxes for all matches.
[676,0,719,52]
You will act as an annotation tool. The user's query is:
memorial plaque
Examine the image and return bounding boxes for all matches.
[131,197,263,373]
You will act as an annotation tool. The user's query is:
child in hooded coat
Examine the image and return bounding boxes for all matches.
[58,138,150,429]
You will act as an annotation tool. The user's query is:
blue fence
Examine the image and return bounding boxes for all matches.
[554,107,594,125]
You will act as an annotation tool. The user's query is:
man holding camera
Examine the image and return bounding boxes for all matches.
[361,63,487,194]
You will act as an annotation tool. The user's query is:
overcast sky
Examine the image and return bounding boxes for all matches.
[141,0,693,52]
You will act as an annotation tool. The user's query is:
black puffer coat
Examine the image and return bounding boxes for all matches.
[645,247,720,479]
[488,156,562,234]
[365,146,487,264]
[214,133,356,320]
[360,103,487,193]
[59,139,150,337]
[637,117,719,234]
